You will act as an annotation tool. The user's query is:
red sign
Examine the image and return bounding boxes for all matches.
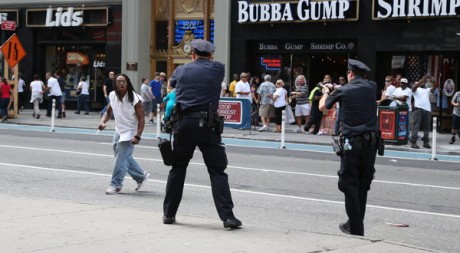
[1,20,16,31]
[379,109,396,140]
[218,100,243,124]
[1,33,27,68]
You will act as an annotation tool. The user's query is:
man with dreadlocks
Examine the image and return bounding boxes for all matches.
[98,73,150,195]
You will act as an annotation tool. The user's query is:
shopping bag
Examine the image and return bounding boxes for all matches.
[285,104,295,123]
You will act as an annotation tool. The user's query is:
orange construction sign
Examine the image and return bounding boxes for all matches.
[1,33,27,68]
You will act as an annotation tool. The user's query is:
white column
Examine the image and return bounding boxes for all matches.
[214,0,231,85]
[121,0,151,90]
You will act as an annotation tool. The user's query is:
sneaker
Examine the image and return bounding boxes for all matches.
[293,127,302,133]
[317,131,326,135]
[84,112,89,115]
[258,126,268,132]
[149,119,154,124]
[449,136,456,145]
[410,143,420,149]
[62,111,66,118]
[36,114,41,119]
[135,172,150,191]
[105,187,121,195]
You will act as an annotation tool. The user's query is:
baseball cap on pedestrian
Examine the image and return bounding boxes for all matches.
[347,59,371,73]
[400,78,408,84]
[190,39,215,56]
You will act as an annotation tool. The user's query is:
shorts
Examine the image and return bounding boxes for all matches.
[259,104,275,117]
[151,98,162,112]
[143,102,152,115]
[295,103,310,116]
[452,114,460,129]
[61,92,66,103]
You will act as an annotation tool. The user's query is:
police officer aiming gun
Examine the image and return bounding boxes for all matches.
[319,59,379,236]
[162,39,242,229]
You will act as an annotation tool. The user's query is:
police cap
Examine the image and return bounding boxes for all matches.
[347,59,371,73]
[191,39,215,56]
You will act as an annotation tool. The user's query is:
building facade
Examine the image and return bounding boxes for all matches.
[230,0,460,131]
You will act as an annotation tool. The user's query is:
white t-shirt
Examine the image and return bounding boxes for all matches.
[385,85,396,98]
[47,77,62,96]
[30,80,44,92]
[413,87,431,112]
[391,87,413,111]
[235,80,252,102]
[77,81,90,95]
[18,78,25,93]
[30,80,44,102]
[273,88,287,108]
[109,91,141,142]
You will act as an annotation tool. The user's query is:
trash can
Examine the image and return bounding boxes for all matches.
[378,100,409,145]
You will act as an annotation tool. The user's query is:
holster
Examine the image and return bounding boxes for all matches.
[331,137,343,156]
[158,138,174,166]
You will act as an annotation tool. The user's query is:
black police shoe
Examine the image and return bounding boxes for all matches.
[423,143,431,149]
[162,216,175,224]
[339,221,351,235]
[223,216,242,229]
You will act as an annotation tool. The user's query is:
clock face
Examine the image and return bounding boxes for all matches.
[183,43,192,55]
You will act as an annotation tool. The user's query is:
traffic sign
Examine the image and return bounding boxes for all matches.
[1,33,27,68]
[1,20,16,31]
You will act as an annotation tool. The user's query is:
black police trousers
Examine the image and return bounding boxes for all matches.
[163,117,235,221]
[338,144,377,236]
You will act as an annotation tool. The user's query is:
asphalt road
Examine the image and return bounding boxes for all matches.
[0,130,459,253]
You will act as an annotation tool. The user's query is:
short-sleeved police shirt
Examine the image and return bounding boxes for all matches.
[325,77,377,136]
[170,58,224,112]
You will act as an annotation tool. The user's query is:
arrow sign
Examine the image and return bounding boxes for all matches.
[1,33,27,68]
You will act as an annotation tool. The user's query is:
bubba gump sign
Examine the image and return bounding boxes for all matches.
[237,0,359,23]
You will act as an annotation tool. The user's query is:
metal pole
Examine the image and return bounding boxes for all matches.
[430,117,438,161]
[50,99,55,132]
[156,103,161,139]
[280,109,286,149]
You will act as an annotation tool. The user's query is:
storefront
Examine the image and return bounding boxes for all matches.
[230,0,460,131]
[1,3,122,110]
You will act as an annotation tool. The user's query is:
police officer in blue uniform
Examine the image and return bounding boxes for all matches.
[162,39,242,229]
[319,59,378,236]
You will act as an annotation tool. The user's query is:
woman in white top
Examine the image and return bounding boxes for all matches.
[75,76,90,114]
[29,74,46,119]
[272,79,288,132]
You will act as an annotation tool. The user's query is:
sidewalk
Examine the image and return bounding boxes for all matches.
[0,193,438,253]
[5,109,460,156]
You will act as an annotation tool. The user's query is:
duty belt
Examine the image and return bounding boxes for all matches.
[341,132,377,149]
[181,111,208,119]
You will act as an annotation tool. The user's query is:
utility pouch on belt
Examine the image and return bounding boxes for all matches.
[331,137,343,156]
[377,130,385,156]
[158,137,174,166]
